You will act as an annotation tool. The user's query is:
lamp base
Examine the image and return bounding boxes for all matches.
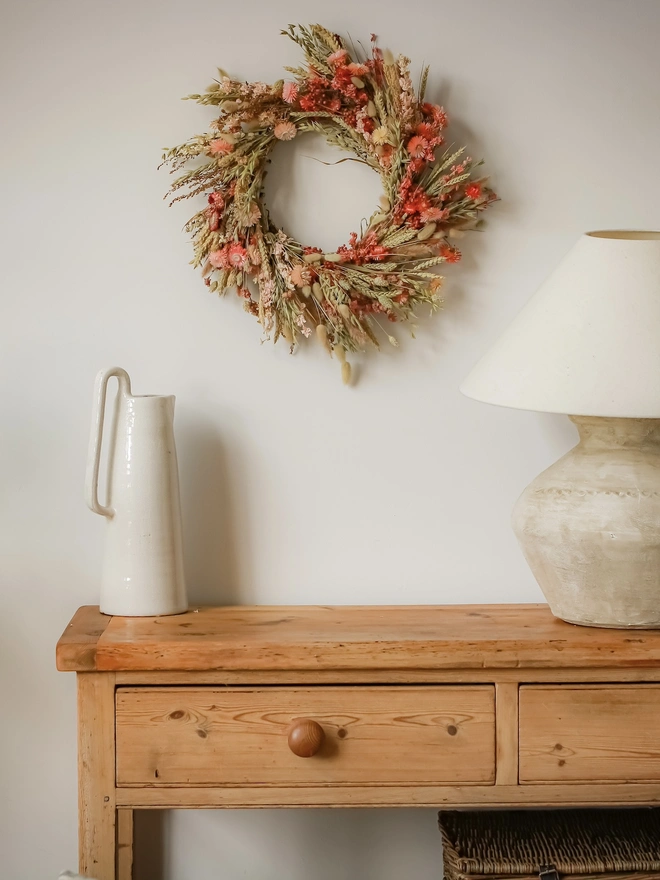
[512,416,660,628]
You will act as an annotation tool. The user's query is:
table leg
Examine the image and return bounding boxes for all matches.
[117,809,134,880]
[78,672,117,880]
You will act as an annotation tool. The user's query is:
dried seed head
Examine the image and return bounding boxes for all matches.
[334,345,346,364]
[303,252,323,264]
[221,100,240,112]
[370,212,388,226]
[281,325,293,345]
[341,361,352,385]
[312,282,323,302]
[379,195,391,212]
[316,324,332,353]
[323,253,342,263]
[388,335,399,347]
[417,222,437,241]
[351,76,365,89]
[338,304,352,321]
[383,49,395,66]
[367,100,378,117]
[219,131,238,144]
[448,228,466,240]
[302,285,312,298]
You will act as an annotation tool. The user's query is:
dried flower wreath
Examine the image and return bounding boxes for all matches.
[162,24,496,383]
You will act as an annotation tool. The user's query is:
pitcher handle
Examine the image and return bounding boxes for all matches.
[85,367,132,517]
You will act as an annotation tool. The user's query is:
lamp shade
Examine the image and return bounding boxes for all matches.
[460,231,660,417]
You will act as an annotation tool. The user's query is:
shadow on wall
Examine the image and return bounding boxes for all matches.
[176,418,249,607]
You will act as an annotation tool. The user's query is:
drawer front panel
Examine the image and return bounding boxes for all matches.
[519,684,660,783]
[116,686,495,786]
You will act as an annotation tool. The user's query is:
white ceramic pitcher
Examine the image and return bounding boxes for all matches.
[85,367,188,616]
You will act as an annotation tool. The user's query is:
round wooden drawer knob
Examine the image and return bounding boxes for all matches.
[288,718,325,758]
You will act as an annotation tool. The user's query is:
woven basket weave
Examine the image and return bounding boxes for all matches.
[439,810,660,880]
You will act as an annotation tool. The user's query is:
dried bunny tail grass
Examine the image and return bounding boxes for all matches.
[316,323,332,353]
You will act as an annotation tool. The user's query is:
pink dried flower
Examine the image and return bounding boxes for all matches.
[295,314,312,338]
[208,248,229,269]
[289,264,311,287]
[420,206,448,223]
[274,121,297,141]
[282,82,299,104]
[209,138,234,155]
[347,62,368,76]
[260,275,274,309]
[227,243,249,269]
[327,48,349,66]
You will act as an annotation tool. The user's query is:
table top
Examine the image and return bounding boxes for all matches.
[55,604,660,672]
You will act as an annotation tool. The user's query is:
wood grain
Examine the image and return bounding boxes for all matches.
[57,604,660,672]
[495,682,519,785]
[59,602,660,860]
[117,809,133,880]
[78,673,116,880]
[57,606,111,671]
[113,667,660,685]
[116,782,660,809]
[520,685,660,782]
[116,686,496,786]
[288,719,325,757]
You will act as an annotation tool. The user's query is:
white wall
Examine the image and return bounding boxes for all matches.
[2,0,660,876]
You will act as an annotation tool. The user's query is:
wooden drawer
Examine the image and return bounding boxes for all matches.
[519,684,660,783]
[116,686,495,786]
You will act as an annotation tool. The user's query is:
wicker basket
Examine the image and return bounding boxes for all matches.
[439,810,660,880]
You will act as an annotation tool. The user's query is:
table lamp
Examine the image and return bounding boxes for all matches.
[461,230,660,628]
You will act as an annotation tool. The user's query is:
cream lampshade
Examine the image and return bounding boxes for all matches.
[461,230,660,628]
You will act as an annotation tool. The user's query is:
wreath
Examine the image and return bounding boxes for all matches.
[163,24,496,383]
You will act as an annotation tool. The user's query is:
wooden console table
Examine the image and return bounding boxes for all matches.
[57,604,660,880]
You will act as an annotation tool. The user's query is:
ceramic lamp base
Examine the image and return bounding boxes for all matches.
[513,416,660,628]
